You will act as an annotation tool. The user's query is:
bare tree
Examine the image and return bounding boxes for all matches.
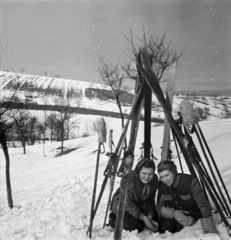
[0,73,22,209]
[36,94,50,156]
[97,56,129,129]
[26,115,38,145]
[123,28,184,83]
[0,122,14,208]
[11,109,30,154]
[37,118,47,157]
[46,113,59,142]
[53,88,82,153]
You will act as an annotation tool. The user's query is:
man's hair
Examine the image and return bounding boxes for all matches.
[157,160,177,174]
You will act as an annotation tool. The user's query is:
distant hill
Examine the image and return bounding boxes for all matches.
[1,71,231,123]
[0,71,134,104]
[0,71,161,123]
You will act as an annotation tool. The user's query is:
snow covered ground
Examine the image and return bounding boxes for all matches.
[1,117,231,240]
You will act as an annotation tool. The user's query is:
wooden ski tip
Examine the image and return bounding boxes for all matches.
[180,99,196,126]
[98,117,107,143]
[168,61,178,79]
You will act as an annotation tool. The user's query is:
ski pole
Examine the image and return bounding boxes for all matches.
[87,117,106,238]
[183,125,231,230]
[198,167,231,235]
[196,122,231,205]
[193,124,231,216]
[184,125,228,215]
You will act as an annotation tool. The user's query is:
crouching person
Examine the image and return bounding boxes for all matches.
[109,157,159,233]
[156,160,218,235]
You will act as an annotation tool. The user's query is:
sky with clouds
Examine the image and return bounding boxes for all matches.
[0,0,231,94]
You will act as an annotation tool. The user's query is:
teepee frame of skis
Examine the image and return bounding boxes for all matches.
[87,47,231,239]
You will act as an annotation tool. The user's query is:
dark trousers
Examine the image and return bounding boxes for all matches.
[160,217,184,233]
[109,211,145,233]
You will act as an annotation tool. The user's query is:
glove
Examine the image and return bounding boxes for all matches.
[161,206,175,218]
[173,210,194,226]
[200,216,219,235]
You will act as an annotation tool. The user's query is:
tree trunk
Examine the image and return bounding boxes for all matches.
[21,135,26,154]
[42,133,46,157]
[0,129,14,208]
[61,121,64,153]
[50,130,53,142]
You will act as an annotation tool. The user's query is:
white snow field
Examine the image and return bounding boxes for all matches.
[1,116,231,240]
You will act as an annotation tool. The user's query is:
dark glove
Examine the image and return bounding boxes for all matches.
[173,210,194,226]
[200,216,219,235]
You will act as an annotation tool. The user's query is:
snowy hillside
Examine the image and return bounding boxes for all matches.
[1,71,231,123]
[0,70,231,239]
[1,117,231,240]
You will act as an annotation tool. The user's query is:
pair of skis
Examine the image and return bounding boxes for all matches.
[87,81,146,238]
[113,52,178,240]
[114,75,144,240]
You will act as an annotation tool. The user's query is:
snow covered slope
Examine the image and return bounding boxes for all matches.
[0,118,231,240]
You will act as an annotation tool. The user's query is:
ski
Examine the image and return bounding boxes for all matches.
[143,84,152,158]
[114,75,144,240]
[161,60,177,161]
[136,47,231,234]
[103,130,123,228]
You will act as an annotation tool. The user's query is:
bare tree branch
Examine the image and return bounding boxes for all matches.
[123,28,184,83]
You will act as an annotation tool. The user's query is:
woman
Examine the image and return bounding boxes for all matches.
[109,156,159,233]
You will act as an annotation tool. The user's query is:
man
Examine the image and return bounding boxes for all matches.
[156,160,218,235]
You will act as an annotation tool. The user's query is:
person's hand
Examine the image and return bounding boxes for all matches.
[173,210,194,226]
[161,206,175,218]
[143,216,159,232]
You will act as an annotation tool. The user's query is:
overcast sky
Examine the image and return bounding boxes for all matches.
[0,0,231,94]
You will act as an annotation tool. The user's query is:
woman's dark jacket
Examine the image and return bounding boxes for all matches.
[111,170,158,219]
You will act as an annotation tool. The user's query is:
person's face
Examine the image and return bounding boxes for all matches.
[159,170,175,186]
[139,167,154,184]
[124,155,133,166]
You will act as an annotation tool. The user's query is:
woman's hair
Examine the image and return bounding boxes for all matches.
[135,158,155,173]
[141,159,155,169]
